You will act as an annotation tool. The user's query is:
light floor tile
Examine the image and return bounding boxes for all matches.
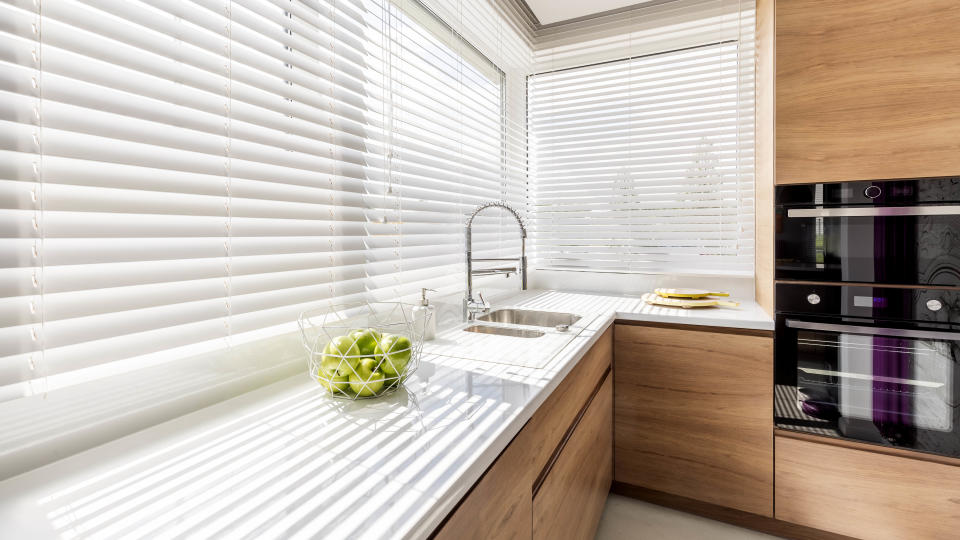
[596,494,783,540]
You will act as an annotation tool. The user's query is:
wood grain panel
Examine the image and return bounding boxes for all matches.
[775,434,960,540]
[776,1,960,184]
[433,431,533,540]
[754,0,775,315]
[776,429,960,468]
[433,329,613,539]
[524,328,612,477]
[533,375,613,540]
[613,324,773,516]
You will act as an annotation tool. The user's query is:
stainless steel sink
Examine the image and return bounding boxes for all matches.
[476,309,581,328]
[463,325,545,338]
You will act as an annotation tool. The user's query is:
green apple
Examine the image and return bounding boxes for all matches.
[349,357,385,396]
[376,333,412,378]
[320,335,361,377]
[318,373,351,394]
[348,328,382,357]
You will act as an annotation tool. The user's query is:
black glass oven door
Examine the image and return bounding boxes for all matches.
[775,207,960,286]
[775,319,960,458]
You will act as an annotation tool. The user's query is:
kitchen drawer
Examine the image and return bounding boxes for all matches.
[434,328,612,539]
[776,433,960,540]
[524,327,612,476]
[433,428,532,540]
[532,373,613,540]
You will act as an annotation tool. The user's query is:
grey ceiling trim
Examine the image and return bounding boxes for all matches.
[499,0,683,37]
[491,0,538,43]
[506,0,542,28]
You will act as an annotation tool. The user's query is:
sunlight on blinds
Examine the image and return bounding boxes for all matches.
[0,0,529,402]
[528,0,755,274]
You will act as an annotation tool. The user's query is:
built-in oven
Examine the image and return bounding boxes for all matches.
[776,177,960,286]
[775,283,960,458]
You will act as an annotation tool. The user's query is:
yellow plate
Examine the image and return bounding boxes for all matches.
[654,287,730,299]
[644,293,740,309]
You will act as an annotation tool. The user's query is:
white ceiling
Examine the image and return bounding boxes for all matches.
[524,0,655,25]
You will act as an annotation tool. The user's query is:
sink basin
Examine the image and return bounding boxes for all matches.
[463,325,545,338]
[476,309,581,328]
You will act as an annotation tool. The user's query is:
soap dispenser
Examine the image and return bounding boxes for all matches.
[413,288,437,341]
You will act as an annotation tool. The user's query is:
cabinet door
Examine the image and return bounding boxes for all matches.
[524,328,612,476]
[614,324,773,516]
[776,0,960,184]
[532,374,613,540]
[434,432,532,540]
[435,331,612,540]
[776,434,960,540]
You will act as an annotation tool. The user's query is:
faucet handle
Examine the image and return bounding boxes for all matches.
[466,291,490,316]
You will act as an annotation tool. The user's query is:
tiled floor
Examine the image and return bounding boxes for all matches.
[596,495,782,540]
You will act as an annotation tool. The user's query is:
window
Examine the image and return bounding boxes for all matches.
[528,33,755,274]
[0,0,514,408]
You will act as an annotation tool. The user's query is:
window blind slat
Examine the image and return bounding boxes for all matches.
[0,0,527,400]
[530,3,755,275]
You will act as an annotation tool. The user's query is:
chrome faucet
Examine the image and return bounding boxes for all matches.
[464,201,527,320]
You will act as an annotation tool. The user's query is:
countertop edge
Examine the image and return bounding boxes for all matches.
[613,310,775,331]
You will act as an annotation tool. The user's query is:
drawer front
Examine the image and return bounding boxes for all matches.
[526,328,612,476]
[434,328,613,540]
[614,324,773,516]
[776,434,960,540]
[533,374,613,540]
[433,427,532,540]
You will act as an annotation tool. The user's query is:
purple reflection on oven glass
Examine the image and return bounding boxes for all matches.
[871,217,915,443]
[872,336,912,433]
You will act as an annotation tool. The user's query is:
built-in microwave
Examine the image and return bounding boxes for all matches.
[775,177,960,286]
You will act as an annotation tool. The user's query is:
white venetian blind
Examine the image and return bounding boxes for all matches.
[370,0,520,297]
[529,0,755,274]
[0,0,522,402]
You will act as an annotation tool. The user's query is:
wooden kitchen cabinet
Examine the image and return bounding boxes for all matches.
[776,433,960,540]
[434,330,613,539]
[523,328,612,476]
[613,323,774,516]
[532,374,613,540]
[433,428,533,540]
[776,0,960,184]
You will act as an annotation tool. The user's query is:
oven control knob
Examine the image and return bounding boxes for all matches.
[926,299,943,312]
[807,294,821,305]
[864,185,882,199]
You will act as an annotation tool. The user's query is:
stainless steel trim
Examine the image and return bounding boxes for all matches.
[470,267,517,276]
[798,367,944,388]
[786,319,960,341]
[476,308,581,327]
[463,325,544,338]
[786,205,960,218]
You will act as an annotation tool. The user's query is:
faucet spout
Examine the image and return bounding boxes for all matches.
[464,201,527,320]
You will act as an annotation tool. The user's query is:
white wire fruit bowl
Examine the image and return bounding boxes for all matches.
[299,302,428,400]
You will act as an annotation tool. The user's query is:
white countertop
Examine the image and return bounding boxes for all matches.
[0,290,772,540]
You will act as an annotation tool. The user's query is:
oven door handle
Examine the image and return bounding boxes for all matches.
[786,319,960,341]
[786,205,960,218]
